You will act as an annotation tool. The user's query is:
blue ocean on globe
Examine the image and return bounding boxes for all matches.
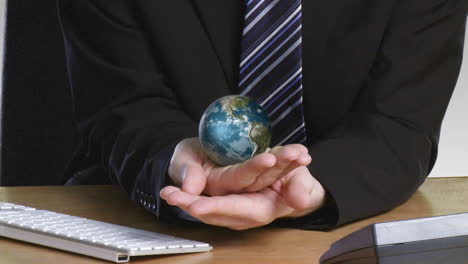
[199,95,272,166]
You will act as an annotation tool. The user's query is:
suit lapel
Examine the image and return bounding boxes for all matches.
[136,1,237,119]
[302,1,339,60]
[301,1,341,131]
[191,0,243,92]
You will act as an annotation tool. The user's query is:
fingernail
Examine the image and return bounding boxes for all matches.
[160,187,173,199]
[160,189,166,199]
[264,154,276,167]
[299,154,312,165]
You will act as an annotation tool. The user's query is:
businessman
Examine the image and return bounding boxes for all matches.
[57,0,467,230]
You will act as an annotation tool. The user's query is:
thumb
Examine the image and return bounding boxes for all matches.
[283,168,318,212]
[181,163,207,195]
[169,138,206,195]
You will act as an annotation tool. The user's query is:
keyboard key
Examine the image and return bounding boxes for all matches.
[0,203,212,262]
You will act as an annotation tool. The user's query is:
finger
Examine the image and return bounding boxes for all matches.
[189,192,281,226]
[192,214,261,230]
[269,144,311,175]
[296,144,309,154]
[282,167,324,213]
[160,188,238,227]
[162,189,246,228]
[163,189,290,229]
[206,152,276,195]
[181,163,206,195]
[272,144,308,154]
[270,144,305,164]
[230,152,276,185]
[175,138,205,160]
[283,173,312,210]
[160,185,181,200]
[243,146,306,192]
[169,138,205,186]
[162,187,201,208]
[278,153,312,179]
[175,209,256,230]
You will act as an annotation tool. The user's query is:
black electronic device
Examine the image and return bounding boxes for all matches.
[320,213,468,264]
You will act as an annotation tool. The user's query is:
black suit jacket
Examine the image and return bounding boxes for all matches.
[57,0,467,229]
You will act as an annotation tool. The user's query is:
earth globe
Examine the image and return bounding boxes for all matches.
[199,95,272,166]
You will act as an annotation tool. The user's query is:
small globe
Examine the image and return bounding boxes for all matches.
[199,95,272,166]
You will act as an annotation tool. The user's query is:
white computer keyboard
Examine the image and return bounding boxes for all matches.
[0,202,212,263]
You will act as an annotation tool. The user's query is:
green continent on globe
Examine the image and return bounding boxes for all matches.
[250,123,271,156]
[199,95,272,166]
[230,96,250,110]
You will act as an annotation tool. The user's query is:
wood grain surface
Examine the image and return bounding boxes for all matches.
[0,178,467,264]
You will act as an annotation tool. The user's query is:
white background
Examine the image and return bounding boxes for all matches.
[429,23,468,178]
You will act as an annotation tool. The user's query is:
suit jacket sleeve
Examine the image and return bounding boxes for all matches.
[57,0,198,220]
[277,0,467,229]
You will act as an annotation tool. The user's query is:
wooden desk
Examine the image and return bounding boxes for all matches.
[0,178,467,264]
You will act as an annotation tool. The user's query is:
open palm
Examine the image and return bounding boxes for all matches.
[162,165,326,230]
[168,138,311,196]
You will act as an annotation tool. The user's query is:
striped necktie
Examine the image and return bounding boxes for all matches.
[239,0,307,147]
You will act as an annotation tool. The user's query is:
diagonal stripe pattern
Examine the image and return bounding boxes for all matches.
[239,0,307,147]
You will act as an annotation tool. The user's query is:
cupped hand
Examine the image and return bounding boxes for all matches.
[161,165,326,230]
[168,138,311,196]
